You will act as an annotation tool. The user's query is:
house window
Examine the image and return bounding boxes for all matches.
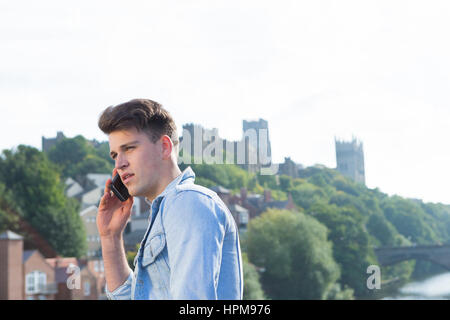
[38,273,46,291]
[26,273,35,294]
[25,271,47,294]
[239,211,249,225]
[84,281,91,296]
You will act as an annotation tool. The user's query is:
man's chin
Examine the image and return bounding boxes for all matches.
[128,186,142,197]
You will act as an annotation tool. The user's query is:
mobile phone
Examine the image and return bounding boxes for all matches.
[110,173,130,202]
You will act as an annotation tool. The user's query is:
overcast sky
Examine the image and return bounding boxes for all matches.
[1,1,450,204]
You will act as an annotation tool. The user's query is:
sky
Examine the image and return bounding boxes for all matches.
[1,1,450,204]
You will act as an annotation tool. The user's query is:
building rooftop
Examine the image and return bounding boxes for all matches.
[0,230,23,240]
[229,204,248,213]
[45,257,78,269]
[211,186,230,194]
[23,250,37,263]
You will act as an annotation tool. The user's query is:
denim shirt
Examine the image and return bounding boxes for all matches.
[105,167,243,300]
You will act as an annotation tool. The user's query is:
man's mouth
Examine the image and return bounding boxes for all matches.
[122,173,134,184]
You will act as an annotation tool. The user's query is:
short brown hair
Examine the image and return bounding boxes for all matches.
[98,98,179,146]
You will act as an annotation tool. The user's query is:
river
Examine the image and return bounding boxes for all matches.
[383,272,450,299]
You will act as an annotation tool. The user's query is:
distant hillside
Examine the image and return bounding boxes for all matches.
[17,134,450,298]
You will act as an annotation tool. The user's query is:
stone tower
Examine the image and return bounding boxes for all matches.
[335,137,365,185]
[0,230,24,300]
[42,131,66,152]
[180,123,221,163]
[242,119,272,172]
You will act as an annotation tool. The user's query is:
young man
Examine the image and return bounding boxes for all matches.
[96,99,243,300]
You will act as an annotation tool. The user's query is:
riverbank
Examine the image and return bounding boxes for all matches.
[381,271,450,299]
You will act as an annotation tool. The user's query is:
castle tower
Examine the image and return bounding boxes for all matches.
[180,123,221,162]
[42,131,66,152]
[242,119,272,172]
[335,137,365,185]
[0,230,24,300]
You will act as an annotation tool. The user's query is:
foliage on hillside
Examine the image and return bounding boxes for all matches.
[2,134,450,298]
[182,162,450,298]
[0,145,86,257]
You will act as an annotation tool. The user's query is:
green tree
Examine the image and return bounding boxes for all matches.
[71,154,113,177]
[279,175,293,192]
[381,196,438,244]
[126,244,140,270]
[242,253,266,300]
[246,209,342,299]
[366,212,397,246]
[0,145,86,257]
[257,174,278,190]
[0,182,20,233]
[332,176,360,197]
[290,182,327,210]
[94,141,115,166]
[307,203,375,297]
[47,135,93,178]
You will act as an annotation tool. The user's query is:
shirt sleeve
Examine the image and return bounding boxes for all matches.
[105,270,134,300]
[163,191,227,299]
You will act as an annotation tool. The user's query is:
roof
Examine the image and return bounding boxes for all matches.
[44,257,81,283]
[262,200,290,211]
[247,195,262,207]
[45,257,78,269]
[229,204,248,213]
[23,250,37,263]
[54,267,69,283]
[0,230,23,240]
[81,187,103,206]
[211,186,230,194]
[80,205,98,217]
[65,177,76,186]
[86,173,110,189]
[65,181,84,198]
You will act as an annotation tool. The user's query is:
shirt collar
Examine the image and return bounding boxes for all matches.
[144,166,195,205]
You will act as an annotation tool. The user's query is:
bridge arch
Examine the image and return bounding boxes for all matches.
[374,244,450,270]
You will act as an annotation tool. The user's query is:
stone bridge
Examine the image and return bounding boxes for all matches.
[374,244,450,270]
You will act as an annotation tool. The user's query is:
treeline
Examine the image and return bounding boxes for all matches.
[0,136,114,258]
[180,163,450,299]
[1,135,450,300]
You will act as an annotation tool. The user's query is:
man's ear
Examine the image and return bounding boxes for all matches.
[160,135,173,160]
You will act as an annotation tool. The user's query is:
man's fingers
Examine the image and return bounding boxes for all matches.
[104,178,112,194]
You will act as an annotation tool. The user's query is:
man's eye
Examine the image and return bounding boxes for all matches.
[126,146,135,151]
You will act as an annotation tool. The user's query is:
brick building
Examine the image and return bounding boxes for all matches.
[46,257,102,300]
[0,230,105,300]
[23,250,57,299]
[0,231,24,299]
[211,187,296,231]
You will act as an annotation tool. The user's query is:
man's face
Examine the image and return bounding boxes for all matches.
[108,127,162,198]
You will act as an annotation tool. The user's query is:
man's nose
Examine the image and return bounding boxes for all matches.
[115,154,129,170]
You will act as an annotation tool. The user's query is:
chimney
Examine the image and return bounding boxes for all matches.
[0,230,24,300]
[240,188,247,203]
[264,190,272,203]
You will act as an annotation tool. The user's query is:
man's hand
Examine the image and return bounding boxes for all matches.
[97,168,134,238]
